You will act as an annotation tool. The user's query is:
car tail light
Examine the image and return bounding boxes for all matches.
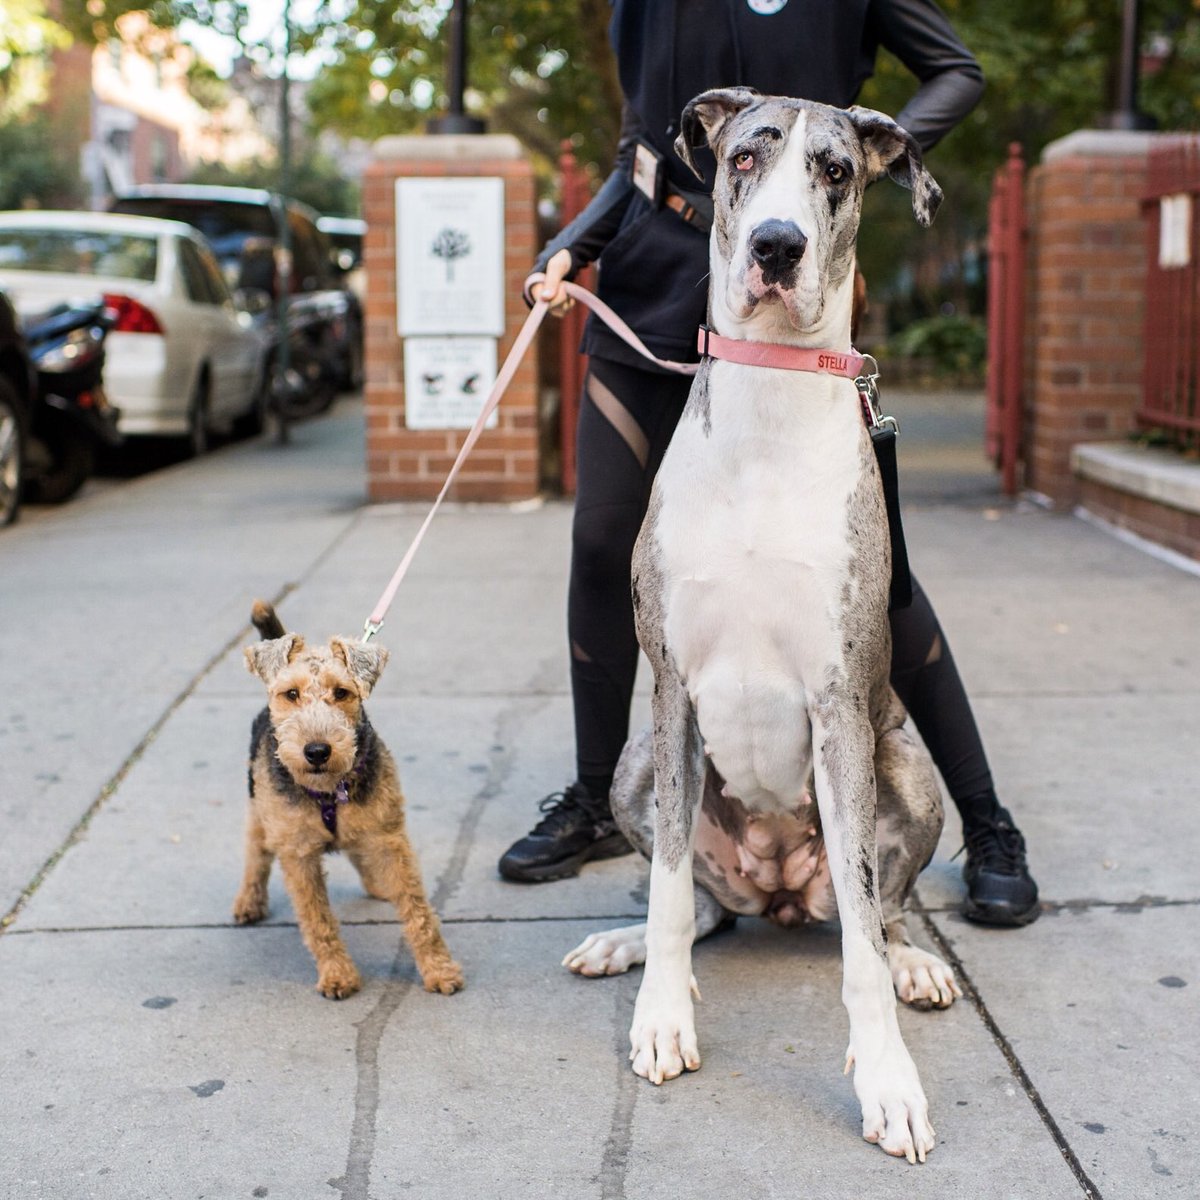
[102,293,164,335]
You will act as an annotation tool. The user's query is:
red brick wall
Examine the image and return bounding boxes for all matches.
[1079,478,1200,560]
[362,136,539,503]
[1023,139,1152,504]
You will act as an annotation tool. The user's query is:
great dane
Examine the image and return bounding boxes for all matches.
[563,90,961,1163]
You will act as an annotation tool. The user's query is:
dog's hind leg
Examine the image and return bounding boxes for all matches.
[811,692,935,1163]
[232,810,274,925]
[564,887,731,978]
[875,721,961,1010]
[349,835,463,995]
[565,729,734,977]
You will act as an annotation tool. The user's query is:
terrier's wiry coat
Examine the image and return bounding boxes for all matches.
[233,601,463,999]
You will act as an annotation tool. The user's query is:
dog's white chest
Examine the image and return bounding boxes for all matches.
[653,365,873,809]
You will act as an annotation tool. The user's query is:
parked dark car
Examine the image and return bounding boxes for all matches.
[110,186,364,403]
[0,287,33,525]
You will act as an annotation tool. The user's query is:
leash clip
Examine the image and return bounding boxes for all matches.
[361,619,382,644]
[853,355,898,434]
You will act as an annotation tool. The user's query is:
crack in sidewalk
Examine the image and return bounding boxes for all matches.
[329,691,549,1200]
[916,904,1105,1200]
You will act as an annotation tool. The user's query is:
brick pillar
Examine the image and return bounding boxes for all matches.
[1023,131,1157,505]
[362,135,539,502]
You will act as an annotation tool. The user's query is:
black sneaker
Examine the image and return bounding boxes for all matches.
[498,783,633,882]
[961,806,1040,927]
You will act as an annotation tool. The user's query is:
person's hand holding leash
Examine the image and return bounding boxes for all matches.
[530,248,575,317]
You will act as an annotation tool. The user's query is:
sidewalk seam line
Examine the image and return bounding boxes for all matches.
[915,906,1105,1200]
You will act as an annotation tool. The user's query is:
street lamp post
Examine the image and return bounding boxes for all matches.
[275,0,294,442]
[1102,0,1156,131]
[427,0,485,134]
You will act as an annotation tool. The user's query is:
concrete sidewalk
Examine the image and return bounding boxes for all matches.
[1,394,1196,1199]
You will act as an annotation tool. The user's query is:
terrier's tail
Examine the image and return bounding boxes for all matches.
[250,599,287,641]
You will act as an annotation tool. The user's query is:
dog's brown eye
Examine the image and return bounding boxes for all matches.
[332,687,351,701]
[284,688,300,702]
[826,162,847,183]
[733,151,754,171]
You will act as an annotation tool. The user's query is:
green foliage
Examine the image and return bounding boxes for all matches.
[855,0,1200,314]
[297,0,622,175]
[184,151,360,217]
[883,314,987,378]
[0,112,84,209]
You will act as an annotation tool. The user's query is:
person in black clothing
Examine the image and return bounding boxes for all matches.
[497,0,1039,927]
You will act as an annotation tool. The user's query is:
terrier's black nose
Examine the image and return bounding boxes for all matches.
[749,219,807,283]
[304,741,332,767]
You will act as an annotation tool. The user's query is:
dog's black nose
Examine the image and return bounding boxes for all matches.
[304,741,332,767]
[749,219,807,283]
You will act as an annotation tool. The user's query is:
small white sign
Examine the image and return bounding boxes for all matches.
[396,177,505,335]
[403,336,498,430]
[1159,193,1192,269]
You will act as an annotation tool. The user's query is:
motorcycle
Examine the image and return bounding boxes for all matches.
[23,299,121,503]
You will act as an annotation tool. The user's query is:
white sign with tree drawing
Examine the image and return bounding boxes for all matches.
[396,177,505,335]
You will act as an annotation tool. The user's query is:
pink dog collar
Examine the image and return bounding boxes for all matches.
[698,326,866,379]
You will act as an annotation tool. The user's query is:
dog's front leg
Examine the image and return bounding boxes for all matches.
[629,667,706,1084]
[810,699,935,1164]
[277,850,361,1000]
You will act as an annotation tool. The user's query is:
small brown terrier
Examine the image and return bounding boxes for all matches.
[233,601,463,999]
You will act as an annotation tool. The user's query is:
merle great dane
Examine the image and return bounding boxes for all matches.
[563,90,962,1163]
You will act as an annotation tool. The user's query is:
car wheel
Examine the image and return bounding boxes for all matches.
[0,378,26,527]
[234,371,269,438]
[26,424,94,504]
[187,371,211,457]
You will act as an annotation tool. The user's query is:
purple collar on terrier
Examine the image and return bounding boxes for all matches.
[303,747,372,836]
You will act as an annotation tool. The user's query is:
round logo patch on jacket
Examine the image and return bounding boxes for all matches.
[747,0,788,13]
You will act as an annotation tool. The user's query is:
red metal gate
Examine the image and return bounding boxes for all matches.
[985,143,1027,497]
[1140,136,1200,448]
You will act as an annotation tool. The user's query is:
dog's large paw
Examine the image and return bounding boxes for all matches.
[563,924,648,977]
[888,943,962,1010]
[316,961,361,1000]
[421,958,465,996]
[629,981,701,1085]
[848,1043,936,1164]
[232,887,268,925]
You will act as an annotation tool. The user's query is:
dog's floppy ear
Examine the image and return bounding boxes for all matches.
[675,86,761,180]
[330,637,389,697]
[846,106,942,227]
[245,633,304,684]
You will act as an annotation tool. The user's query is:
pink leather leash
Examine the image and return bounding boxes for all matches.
[361,275,699,642]
[361,276,873,642]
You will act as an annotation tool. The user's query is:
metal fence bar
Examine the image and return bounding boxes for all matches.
[1139,137,1200,443]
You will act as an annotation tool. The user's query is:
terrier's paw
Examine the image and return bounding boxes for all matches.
[888,943,962,1010]
[316,961,361,1000]
[563,924,648,977]
[629,987,700,1085]
[850,1043,936,1164]
[232,888,268,925]
[422,959,465,995]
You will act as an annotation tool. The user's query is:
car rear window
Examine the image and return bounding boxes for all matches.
[0,228,159,281]
[110,198,277,263]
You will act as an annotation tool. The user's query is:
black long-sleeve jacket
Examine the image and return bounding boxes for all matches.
[536,0,984,370]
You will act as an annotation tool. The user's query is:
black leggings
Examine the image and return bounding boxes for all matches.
[568,356,997,826]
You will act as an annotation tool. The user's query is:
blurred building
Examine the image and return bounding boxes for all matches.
[41,13,272,209]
